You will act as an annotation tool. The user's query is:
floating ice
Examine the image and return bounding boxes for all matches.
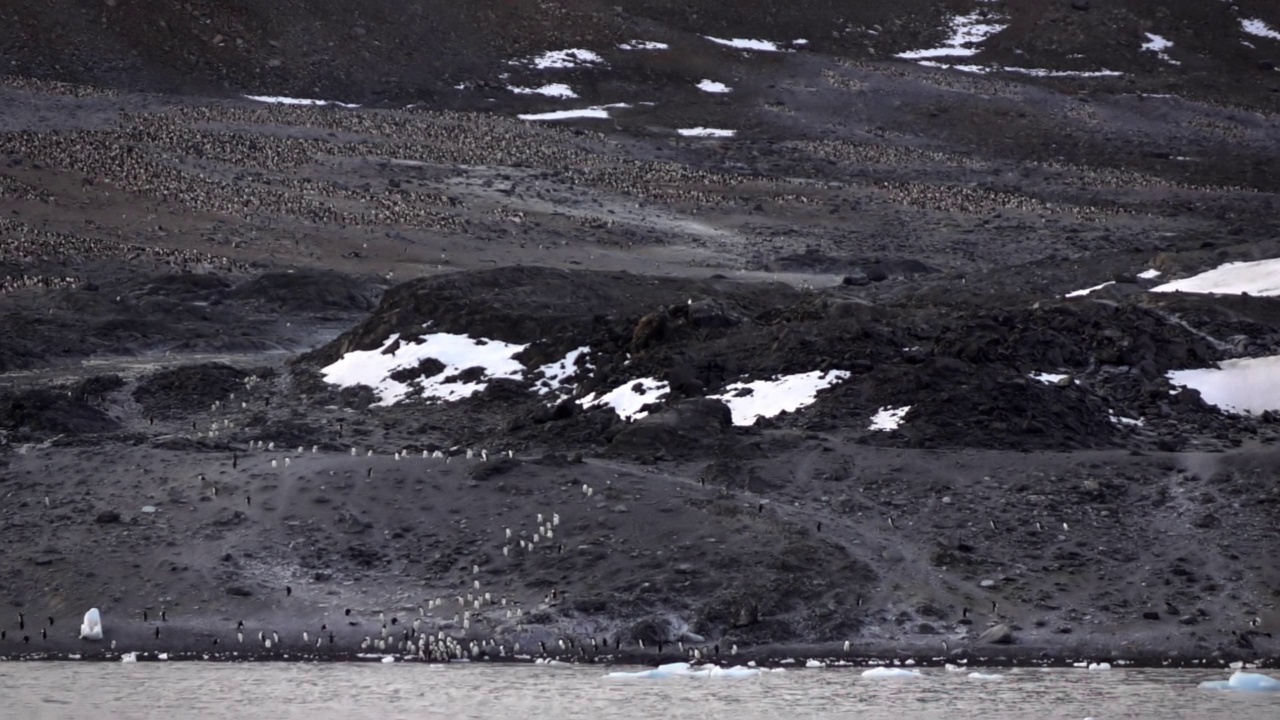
[519,49,606,69]
[677,127,736,137]
[869,405,910,431]
[862,667,922,679]
[319,332,528,406]
[519,103,630,121]
[607,662,761,679]
[1167,355,1280,415]
[1141,34,1178,64]
[1137,268,1162,279]
[121,652,138,663]
[244,95,361,108]
[1087,662,1112,671]
[508,83,578,99]
[534,347,591,396]
[896,5,1007,59]
[80,608,103,641]
[1199,671,1280,693]
[1149,258,1280,297]
[618,40,669,50]
[1241,19,1280,41]
[1030,372,1070,385]
[705,37,786,52]
[805,659,825,668]
[968,672,1005,681]
[580,377,669,421]
[381,656,396,664]
[1064,280,1115,298]
[710,370,850,426]
[696,79,732,93]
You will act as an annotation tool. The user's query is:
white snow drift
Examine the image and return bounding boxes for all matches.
[1064,280,1115,298]
[1167,355,1280,415]
[704,37,786,52]
[519,103,630,121]
[869,405,911,431]
[710,370,849,426]
[1141,33,1178,64]
[516,49,606,69]
[580,378,670,421]
[1149,258,1280,297]
[618,40,669,50]
[696,79,732,93]
[508,83,578,99]
[896,4,1006,59]
[1241,19,1280,42]
[678,127,736,137]
[244,95,360,108]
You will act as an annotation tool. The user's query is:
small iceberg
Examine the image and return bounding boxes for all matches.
[1200,671,1280,693]
[968,672,1005,681]
[606,662,761,679]
[80,608,103,641]
[862,667,922,679]
[120,652,138,663]
[1087,662,1112,671]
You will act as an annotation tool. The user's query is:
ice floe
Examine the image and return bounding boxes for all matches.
[968,672,1005,681]
[1064,280,1115,298]
[607,662,762,679]
[1167,355,1280,415]
[710,370,850,426]
[619,40,669,50]
[1199,671,1280,692]
[677,127,736,137]
[862,667,922,679]
[705,37,787,52]
[1087,662,1112,671]
[869,405,911,431]
[580,377,669,421]
[1141,33,1178,64]
[517,49,606,69]
[696,79,732,93]
[896,4,1007,59]
[519,103,630,121]
[319,332,528,406]
[120,652,138,663]
[1148,258,1280,297]
[80,608,103,641]
[1241,19,1280,42]
[508,83,578,99]
[244,95,360,108]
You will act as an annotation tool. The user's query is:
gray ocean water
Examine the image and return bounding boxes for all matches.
[1,663,1275,719]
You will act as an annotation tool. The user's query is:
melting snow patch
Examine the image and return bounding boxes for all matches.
[244,95,360,108]
[678,127,736,137]
[1138,268,1162,279]
[711,370,850,426]
[869,405,910,431]
[1064,281,1115,298]
[1241,19,1280,42]
[696,79,732,93]
[862,667,922,679]
[1030,372,1070,385]
[896,5,1007,59]
[1167,355,1280,415]
[1149,258,1280,296]
[705,37,786,52]
[518,104,629,121]
[523,49,606,69]
[1109,412,1144,427]
[917,62,1122,77]
[535,347,591,396]
[319,332,528,406]
[1200,671,1280,692]
[508,83,578,99]
[1141,34,1178,64]
[581,377,669,421]
[619,40,669,50]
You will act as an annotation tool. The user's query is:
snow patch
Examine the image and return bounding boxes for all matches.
[580,377,670,421]
[705,37,786,52]
[517,49,606,69]
[508,83,578,99]
[896,5,1007,59]
[1030,372,1070,385]
[244,95,360,108]
[710,370,850,426]
[918,62,1123,77]
[518,104,630,121]
[1241,19,1280,42]
[1167,355,1280,415]
[1141,33,1179,64]
[1064,280,1115,298]
[696,79,732,93]
[319,332,528,406]
[678,127,736,137]
[1149,258,1280,297]
[1137,268,1162,279]
[869,405,911,431]
[619,40,669,50]
[535,347,591,396]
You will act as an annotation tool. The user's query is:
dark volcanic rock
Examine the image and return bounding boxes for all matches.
[132,363,249,417]
[0,388,118,434]
[607,398,734,461]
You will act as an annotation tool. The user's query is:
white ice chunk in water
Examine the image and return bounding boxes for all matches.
[80,608,103,641]
[1199,671,1280,692]
[1167,355,1280,415]
[862,667,922,678]
[710,370,850,426]
[580,377,669,421]
[869,405,910,431]
[704,37,786,52]
[1149,258,1280,297]
[677,127,736,137]
[696,79,732,93]
[606,662,761,679]
[1087,662,1112,671]
[968,672,1005,680]
[805,659,825,668]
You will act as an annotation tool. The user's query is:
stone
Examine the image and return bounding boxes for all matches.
[978,623,1014,644]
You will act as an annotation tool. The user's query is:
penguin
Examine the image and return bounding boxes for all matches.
[816,521,823,533]
[991,600,999,614]
[888,517,897,529]
[19,612,25,631]
[286,585,292,597]
[161,610,167,622]
[989,519,997,531]
[345,608,352,616]
[143,610,149,622]
[237,620,244,630]
[155,626,161,640]
[41,628,47,640]
[963,607,970,619]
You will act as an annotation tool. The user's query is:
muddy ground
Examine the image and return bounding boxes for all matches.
[1,0,1279,666]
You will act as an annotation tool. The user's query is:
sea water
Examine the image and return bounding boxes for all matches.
[0,663,1275,719]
